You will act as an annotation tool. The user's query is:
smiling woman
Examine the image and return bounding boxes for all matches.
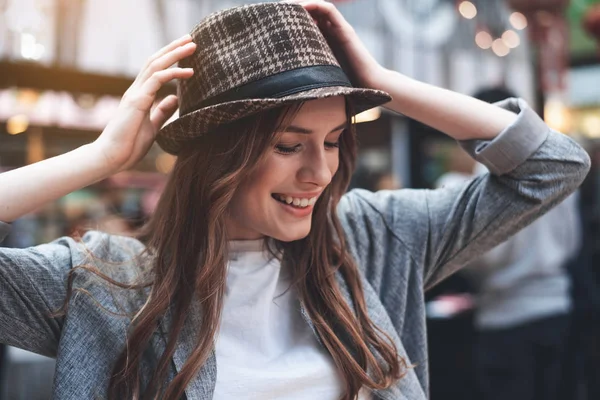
[0,2,591,400]
[228,96,348,242]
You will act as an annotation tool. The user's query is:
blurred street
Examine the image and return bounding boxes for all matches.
[1,0,600,399]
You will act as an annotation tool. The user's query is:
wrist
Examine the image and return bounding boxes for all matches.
[376,68,411,88]
[84,142,124,176]
[365,67,397,93]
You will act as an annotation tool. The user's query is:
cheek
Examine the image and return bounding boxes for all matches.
[329,154,340,176]
[239,158,290,205]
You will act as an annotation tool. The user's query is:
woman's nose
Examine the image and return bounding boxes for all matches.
[298,149,334,187]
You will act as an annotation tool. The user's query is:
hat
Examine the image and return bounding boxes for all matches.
[157,2,392,155]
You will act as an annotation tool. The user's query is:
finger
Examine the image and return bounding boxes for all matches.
[144,34,193,71]
[301,1,347,29]
[138,42,197,85]
[141,68,194,100]
[150,95,180,131]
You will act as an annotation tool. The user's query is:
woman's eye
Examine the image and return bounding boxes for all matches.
[325,141,340,149]
[275,144,301,154]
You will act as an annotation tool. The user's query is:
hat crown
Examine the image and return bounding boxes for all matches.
[178,2,340,116]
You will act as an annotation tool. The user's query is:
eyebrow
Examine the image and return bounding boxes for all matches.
[284,121,348,134]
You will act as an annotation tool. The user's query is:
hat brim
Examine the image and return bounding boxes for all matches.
[156,86,391,155]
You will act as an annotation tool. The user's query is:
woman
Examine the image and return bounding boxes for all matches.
[0,1,590,399]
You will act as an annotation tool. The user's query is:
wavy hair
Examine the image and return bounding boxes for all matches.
[61,100,407,399]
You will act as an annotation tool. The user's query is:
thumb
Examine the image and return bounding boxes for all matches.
[150,95,179,131]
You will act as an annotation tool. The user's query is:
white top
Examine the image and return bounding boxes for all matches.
[213,240,370,399]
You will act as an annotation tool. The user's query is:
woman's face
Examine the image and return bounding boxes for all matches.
[227,96,347,241]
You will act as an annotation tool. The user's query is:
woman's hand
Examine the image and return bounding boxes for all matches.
[285,0,388,89]
[93,35,196,172]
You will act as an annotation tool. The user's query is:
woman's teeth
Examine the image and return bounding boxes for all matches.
[274,194,317,208]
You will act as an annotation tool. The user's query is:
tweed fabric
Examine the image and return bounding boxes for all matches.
[156,2,392,154]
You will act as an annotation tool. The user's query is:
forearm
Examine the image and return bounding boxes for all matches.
[0,143,115,222]
[374,69,518,140]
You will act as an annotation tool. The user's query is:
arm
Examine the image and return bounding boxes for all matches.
[372,70,517,141]
[0,222,82,357]
[339,99,590,289]
[297,1,590,287]
[0,224,143,357]
[0,35,196,354]
[0,34,196,222]
[294,0,516,141]
[0,145,115,222]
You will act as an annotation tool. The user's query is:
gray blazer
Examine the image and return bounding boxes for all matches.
[0,99,591,399]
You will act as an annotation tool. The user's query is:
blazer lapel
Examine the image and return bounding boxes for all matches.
[151,271,426,400]
[298,270,427,400]
[154,297,217,400]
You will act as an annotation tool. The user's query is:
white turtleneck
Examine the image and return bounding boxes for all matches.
[213,240,369,399]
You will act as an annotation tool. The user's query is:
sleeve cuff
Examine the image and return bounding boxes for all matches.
[459,98,550,176]
[0,221,11,242]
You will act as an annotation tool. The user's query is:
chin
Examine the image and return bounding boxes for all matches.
[271,223,312,242]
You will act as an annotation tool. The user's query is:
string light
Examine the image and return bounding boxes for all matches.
[458,1,478,19]
[509,12,528,30]
[475,31,493,49]
[492,39,510,57]
[502,30,521,48]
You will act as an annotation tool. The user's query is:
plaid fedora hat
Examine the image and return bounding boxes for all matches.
[156,2,392,155]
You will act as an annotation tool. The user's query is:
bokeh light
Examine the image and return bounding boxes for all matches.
[475,31,493,49]
[492,39,510,57]
[7,114,29,135]
[459,1,478,19]
[502,30,521,48]
[509,12,528,30]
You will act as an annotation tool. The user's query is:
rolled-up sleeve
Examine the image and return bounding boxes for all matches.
[424,98,590,287]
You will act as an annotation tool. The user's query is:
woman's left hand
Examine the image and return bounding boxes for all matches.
[284,0,388,89]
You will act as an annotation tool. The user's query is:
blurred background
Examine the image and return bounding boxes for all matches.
[0,0,599,399]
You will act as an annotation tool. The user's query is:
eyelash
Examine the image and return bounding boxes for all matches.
[275,141,340,155]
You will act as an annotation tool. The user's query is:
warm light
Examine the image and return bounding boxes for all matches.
[20,33,44,60]
[7,114,29,135]
[492,39,510,57]
[581,114,600,138]
[509,12,528,30]
[544,98,571,133]
[458,1,477,19]
[353,107,381,124]
[17,89,39,106]
[502,30,521,49]
[155,153,177,174]
[475,31,493,49]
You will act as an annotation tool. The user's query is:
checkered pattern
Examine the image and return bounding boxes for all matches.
[157,2,392,155]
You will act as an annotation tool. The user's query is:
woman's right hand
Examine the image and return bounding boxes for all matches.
[93,34,196,172]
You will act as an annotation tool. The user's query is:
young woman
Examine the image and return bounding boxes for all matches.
[0,1,590,399]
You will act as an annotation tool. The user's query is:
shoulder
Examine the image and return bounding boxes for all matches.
[63,231,150,284]
[338,188,429,227]
[337,189,431,256]
[74,231,148,262]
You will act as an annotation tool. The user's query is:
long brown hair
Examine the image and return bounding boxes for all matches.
[63,99,407,399]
